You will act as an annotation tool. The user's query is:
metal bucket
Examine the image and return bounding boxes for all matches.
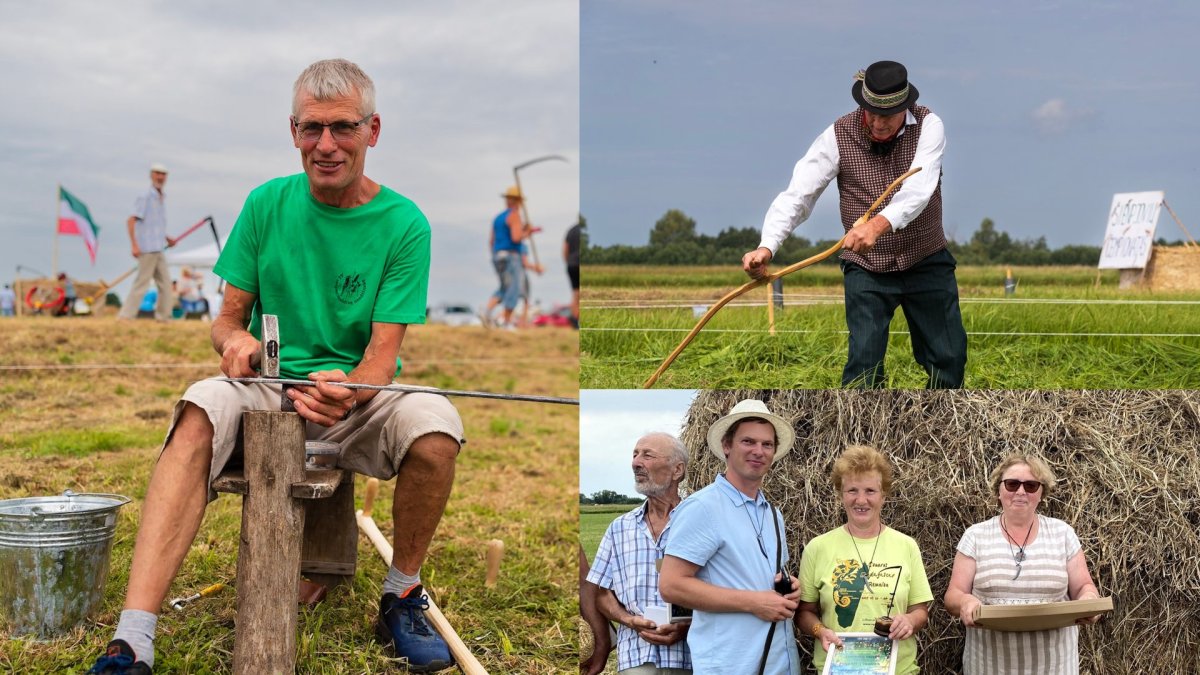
[0,490,130,637]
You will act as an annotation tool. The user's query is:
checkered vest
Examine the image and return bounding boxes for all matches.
[833,105,946,272]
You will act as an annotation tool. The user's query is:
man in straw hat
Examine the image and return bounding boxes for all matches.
[118,163,177,321]
[742,60,967,389]
[588,432,693,674]
[88,59,462,674]
[483,185,540,328]
[659,399,802,674]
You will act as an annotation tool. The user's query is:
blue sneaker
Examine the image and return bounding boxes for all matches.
[375,586,454,672]
[86,640,152,674]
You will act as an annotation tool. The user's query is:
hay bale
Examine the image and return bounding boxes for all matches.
[678,390,1200,675]
[1145,245,1200,291]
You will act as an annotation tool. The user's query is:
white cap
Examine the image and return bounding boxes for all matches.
[150,163,169,173]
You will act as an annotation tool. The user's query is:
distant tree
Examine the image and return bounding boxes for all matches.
[589,489,639,504]
[649,209,698,248]
[579,493,594,505]
[714,226,762,252]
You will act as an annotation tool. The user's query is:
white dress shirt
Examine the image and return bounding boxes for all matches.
[759,110,945,255]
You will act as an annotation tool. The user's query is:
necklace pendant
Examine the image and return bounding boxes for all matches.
[1015,549,1026,563]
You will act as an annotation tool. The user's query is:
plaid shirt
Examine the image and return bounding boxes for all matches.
[586,501,692,671]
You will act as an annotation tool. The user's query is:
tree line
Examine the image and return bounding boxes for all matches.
[581,209,1187,267]
[580,490,641,505]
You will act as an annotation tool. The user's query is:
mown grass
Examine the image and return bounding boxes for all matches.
[580,265,1200,389]
[0,317,579,674]
[578,505,637,561]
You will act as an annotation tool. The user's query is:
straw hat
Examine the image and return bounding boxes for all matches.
[501,186,523,200]
[706,399,795,463]
[150,163,169,174]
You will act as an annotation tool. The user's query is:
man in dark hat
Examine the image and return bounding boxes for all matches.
[742,60,966,388]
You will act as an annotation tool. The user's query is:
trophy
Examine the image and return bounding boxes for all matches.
[873,565,904,638]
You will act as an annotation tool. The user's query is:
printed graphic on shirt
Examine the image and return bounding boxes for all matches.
[832,558,870,627]
[335,273,366,305]
[831,559,903,628]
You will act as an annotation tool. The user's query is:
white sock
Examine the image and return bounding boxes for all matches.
[113,609,157,667]
[382,565,421,597]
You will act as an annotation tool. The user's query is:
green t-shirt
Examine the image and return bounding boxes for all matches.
[214,174,430,379]
[799,525,934,675]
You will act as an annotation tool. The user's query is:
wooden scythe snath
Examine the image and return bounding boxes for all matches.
[641,166,923,389]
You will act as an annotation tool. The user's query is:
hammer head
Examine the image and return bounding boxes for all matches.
[260,314,280,378]
[259,314,294,412]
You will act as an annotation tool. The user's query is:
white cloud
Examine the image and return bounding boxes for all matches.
[1031,97,1092,135]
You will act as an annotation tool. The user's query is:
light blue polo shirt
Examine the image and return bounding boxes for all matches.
[132,185,168,253]
[665,474,800,675]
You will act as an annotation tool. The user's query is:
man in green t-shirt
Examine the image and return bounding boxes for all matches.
[88,59,463,675]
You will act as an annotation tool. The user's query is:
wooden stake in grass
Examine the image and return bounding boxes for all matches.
[485,539,505,588]
[767,283,776,336]
[356,478,489,675]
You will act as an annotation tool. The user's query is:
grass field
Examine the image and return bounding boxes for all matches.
[581,264,1200,389]
[0,317,579,674]
[579,504,637,561]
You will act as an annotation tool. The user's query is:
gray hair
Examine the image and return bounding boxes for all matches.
[292,58,376,118]
[642,431,689,476]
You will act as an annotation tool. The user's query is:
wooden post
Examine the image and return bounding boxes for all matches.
[233,411,306,675]
[485,540,504,588]
[1162,200,1198,248]
[766,284,775,336]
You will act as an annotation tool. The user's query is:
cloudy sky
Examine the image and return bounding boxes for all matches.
[580,389,696,496]
[0,0,578,309]
[582,0,1198,250]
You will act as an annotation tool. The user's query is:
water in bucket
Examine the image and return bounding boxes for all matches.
[0,490,130,638]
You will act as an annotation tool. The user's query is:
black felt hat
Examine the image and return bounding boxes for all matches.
[851,61,919,115]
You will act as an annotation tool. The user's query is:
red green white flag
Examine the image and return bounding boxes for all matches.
[58,186,100,264]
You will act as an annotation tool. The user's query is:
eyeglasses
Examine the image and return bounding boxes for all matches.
[1002,479,1042,493]
[291,114,374,143]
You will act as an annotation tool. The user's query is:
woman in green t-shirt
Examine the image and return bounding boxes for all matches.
[796,445,934,674]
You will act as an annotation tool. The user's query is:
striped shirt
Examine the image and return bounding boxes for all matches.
[587,500,692,671]
[957,515,1082,675]
[132,186,169,253]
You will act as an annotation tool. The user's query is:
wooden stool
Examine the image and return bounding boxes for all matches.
[211,411,358,674]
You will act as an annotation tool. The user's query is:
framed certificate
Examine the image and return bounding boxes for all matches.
[820,633,897,675]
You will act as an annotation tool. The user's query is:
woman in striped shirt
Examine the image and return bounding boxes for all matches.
[943,454,1103,674]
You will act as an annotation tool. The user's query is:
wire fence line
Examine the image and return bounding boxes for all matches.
[0,357,579,372]
[582,327,1200,338]
[585,296,1200,310]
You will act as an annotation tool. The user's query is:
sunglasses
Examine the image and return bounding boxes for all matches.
[1002,479,1042,493]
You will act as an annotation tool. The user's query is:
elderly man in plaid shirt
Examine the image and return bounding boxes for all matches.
[586,432,692,674]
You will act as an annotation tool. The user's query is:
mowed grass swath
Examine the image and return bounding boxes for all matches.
[580,264,1200,389]
[0,318,579,674]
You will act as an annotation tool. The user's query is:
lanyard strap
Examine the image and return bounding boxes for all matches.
[758,503,784,675]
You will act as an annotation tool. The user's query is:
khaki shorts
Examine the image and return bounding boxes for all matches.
[164,378,466,501]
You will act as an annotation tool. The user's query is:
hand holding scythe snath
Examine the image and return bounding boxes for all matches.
[641,166,923,389]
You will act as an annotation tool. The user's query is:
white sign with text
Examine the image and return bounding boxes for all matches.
[1098,191,1163,269]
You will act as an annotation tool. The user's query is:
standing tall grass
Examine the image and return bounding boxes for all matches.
[581,265,1200,388]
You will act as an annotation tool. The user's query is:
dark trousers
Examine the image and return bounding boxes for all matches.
[841,248,967,388]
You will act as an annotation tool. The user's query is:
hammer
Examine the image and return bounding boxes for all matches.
[259,314,294,412]
[169,582,227,611]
